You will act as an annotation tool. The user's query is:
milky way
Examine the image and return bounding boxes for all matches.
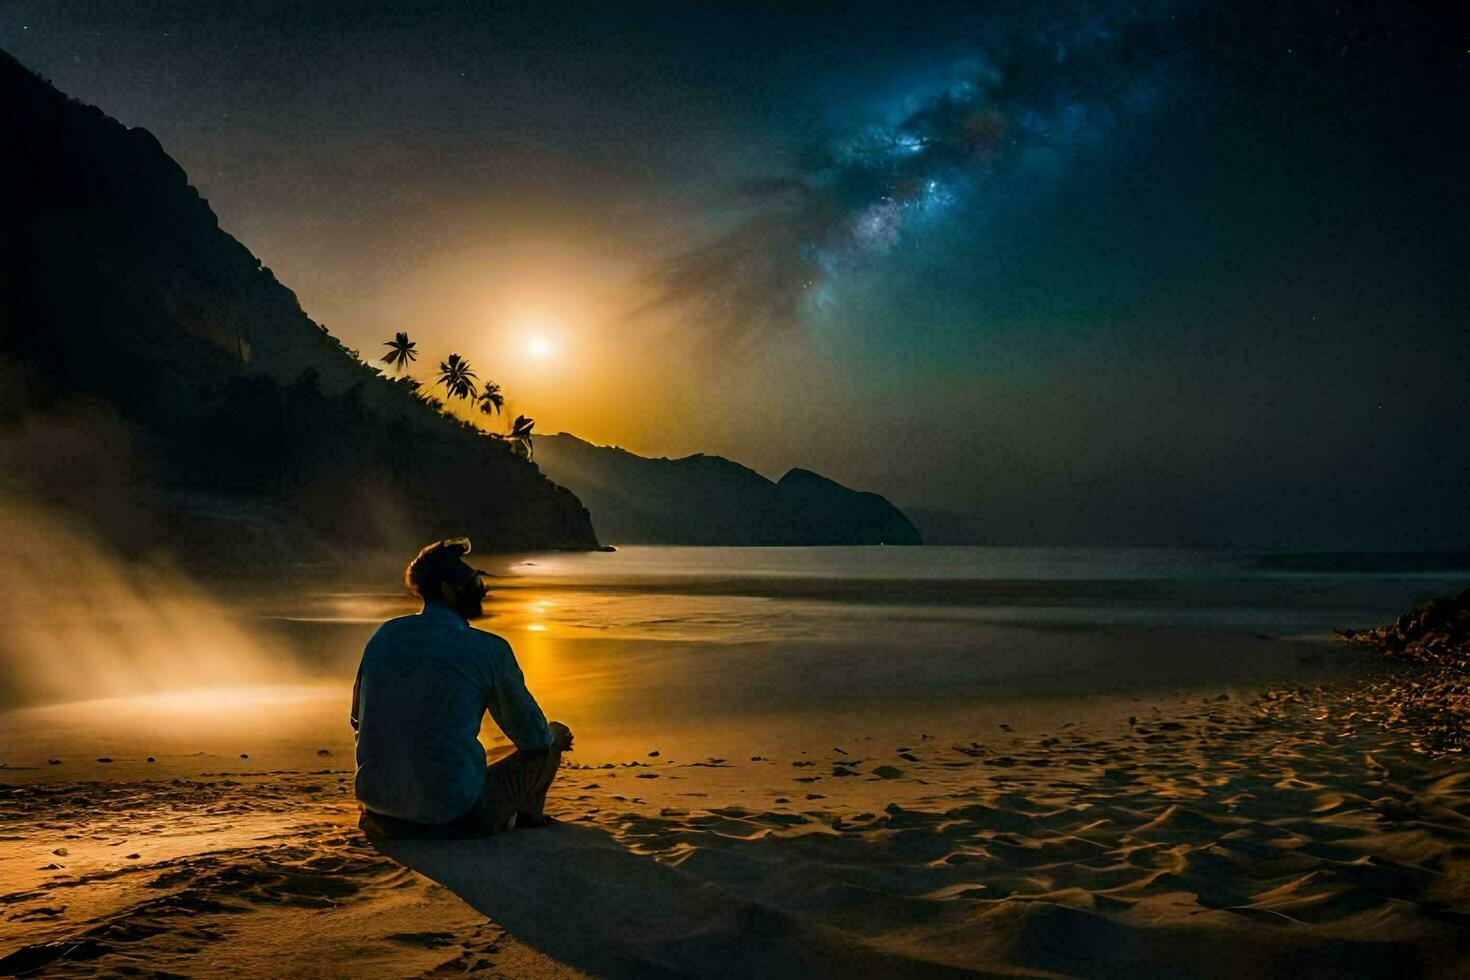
[6,0,1466,544]
[646,1,1189,341]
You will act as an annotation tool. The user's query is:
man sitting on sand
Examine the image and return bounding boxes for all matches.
[351,537,572,838]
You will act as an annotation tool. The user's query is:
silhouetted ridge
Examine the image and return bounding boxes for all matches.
[534,434,921,545]
[0,49,597,558]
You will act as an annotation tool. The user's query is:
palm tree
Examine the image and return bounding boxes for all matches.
[381,332,418,372]
[477,383,504,418]
[436,353,479,401]
[508,415,535,460]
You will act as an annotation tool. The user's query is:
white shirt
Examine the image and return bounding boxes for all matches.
[351,604,552,823]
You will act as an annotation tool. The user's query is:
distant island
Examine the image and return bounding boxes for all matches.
[534,433,921,546]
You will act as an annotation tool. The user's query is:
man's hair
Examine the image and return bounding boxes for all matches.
[405,538,473,601]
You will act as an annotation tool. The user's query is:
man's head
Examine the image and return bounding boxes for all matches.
[405,537,489,620]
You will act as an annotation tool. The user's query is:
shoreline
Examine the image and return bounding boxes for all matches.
[4,646,1469,976]
[4,574,1467,976]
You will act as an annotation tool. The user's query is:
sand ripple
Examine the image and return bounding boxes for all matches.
[4,667,1470,976]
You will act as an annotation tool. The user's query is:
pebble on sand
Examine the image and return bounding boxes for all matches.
[316,749,332,756]
[96,757,112,763]
[873,765,904,779]
[648,750,661,757]
[240,754,249,759]
[52,848,68,856]
[146,757,156,763]
[47,759,61,765]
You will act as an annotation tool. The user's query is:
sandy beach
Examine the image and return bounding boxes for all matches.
[4,660,1470,977]
[4,548,1469,976]
[5,5,1468,972]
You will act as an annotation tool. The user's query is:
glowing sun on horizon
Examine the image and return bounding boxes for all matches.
[527,335,555,360]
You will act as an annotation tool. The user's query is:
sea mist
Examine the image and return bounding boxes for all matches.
[0,498,292,708]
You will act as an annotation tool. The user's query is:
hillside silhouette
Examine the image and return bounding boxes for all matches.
[0,50,596,561]
[534,433,921,545]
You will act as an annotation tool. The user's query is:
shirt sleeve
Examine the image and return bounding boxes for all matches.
[482,637,554,751]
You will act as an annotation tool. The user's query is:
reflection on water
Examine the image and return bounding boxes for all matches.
[197,543,1466,724]
[227,546,1468,649]
[484,545,1469,643]
[504,544,1470,583]
[3,544,1460,767]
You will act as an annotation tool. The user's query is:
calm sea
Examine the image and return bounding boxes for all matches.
[492,545,1470,640]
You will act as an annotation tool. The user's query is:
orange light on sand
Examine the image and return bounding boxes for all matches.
[43,684,329,716]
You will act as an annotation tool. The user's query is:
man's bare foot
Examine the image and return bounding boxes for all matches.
[515,813,560,829]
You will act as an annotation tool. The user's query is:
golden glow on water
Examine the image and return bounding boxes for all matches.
[1,546,1382,787]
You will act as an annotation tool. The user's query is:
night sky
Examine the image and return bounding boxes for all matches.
[4,1,1467,546]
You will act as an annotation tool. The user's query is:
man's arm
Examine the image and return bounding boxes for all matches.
[483,638,554,751]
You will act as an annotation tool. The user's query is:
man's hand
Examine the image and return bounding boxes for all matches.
[549,721,574,752]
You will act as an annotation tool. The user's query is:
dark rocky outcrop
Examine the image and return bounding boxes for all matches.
[1341,588,1470,669]
[772,468,922,546]
[0,50,597,558]
[533,433,921,546]
[1339,588,1470,754]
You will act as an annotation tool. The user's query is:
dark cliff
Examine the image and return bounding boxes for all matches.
[534,434,922,546]
[0,50,597,558]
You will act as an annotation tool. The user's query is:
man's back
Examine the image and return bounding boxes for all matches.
[353,604,551,824]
